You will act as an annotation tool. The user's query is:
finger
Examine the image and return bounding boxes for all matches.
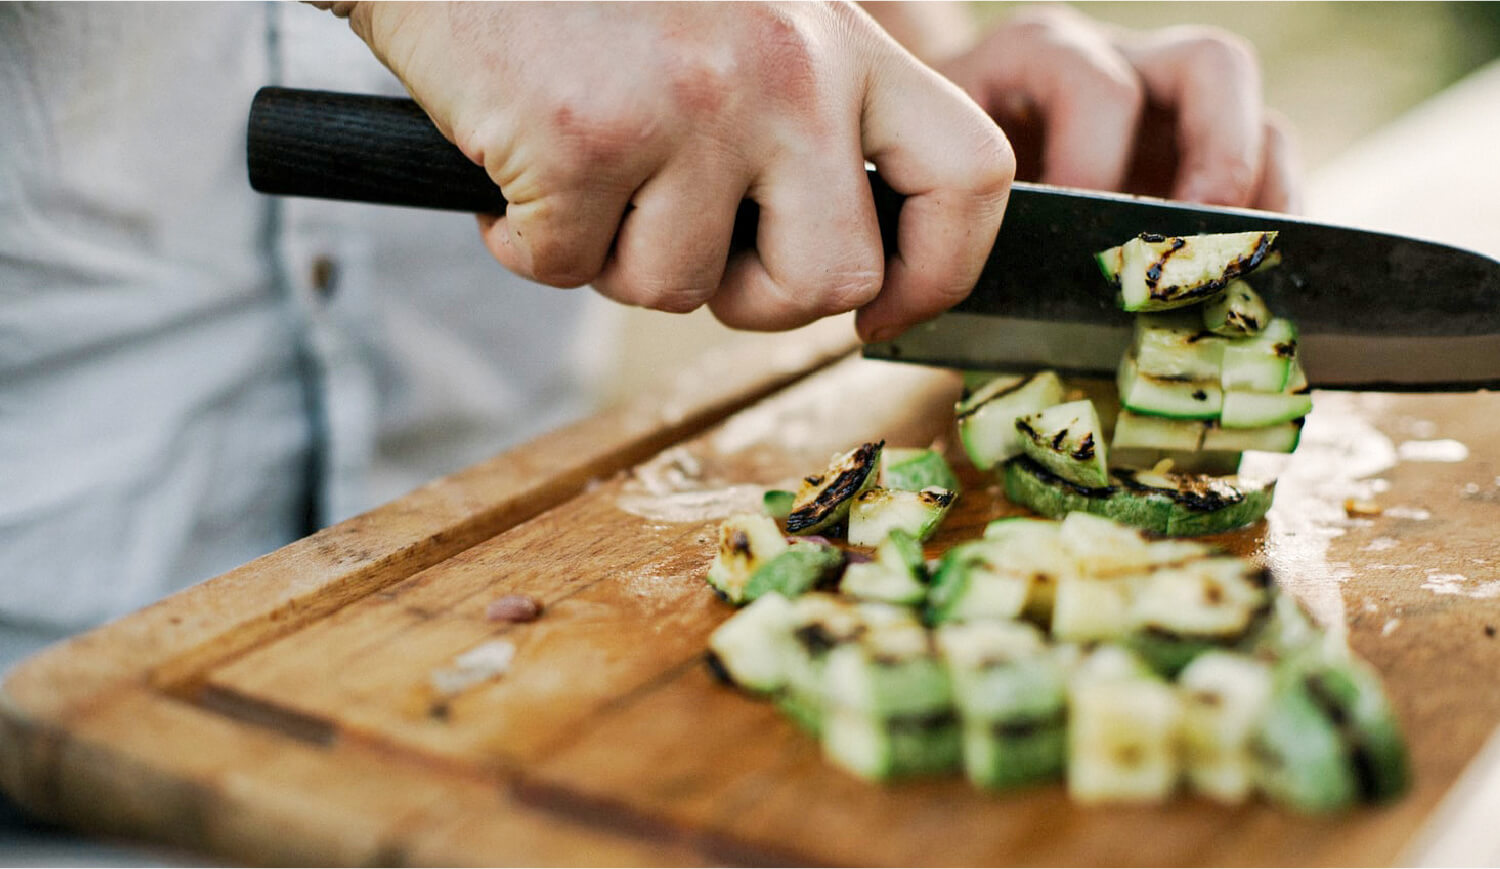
[1118,27,1264,207]
[855,61,1013,343]
[591,161,749,314]
[941,9,1141,190]
[707,153,884,332]
[475,185,635,289]
[1251,111,1303,213]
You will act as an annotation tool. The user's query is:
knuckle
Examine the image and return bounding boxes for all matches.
[629,279,715,315]
[525,237,599,288]
[970,131,1018,199]
[1181,28,1258,76]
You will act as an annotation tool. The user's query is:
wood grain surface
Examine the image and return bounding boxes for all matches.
[2,330,1498,864]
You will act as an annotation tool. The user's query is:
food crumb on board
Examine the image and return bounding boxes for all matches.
[429,640,516,697]
[1344,498,1383,518]
[1486,625,1496,639]
[487,594,543,623]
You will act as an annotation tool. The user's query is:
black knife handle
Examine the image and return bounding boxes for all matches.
[246,86,903,251]
[248,87,507,213]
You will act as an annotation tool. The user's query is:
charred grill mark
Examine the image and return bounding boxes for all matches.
[1148,232,1275,302]
[889,710,959,732]
[793,624,841,656]
[804,474,824,486]
[729,530,751,556]
[1050,428,1070,451]
[991,710,1066,739]
[785,441,882,533]
[1186,331,1218,344]
[703,651,734,685]
[1192,389,1209,401]
[919,489,956,508]
[1015,456,1116,498]
[1274,341,1297,359]
[1144,237,1189,292]
[1071,433,1096,461]
[1138,232,1167,243]
[1015,418,1039,441]
[1113,468,1245,512]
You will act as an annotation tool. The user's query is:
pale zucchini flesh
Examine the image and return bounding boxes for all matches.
[1117,231,1278,312]
[1118,354,1223,420]
[1203,279,1272,337]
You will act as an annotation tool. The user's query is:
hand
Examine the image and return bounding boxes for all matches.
[340,2,1014,341]
[935,5,1300,211]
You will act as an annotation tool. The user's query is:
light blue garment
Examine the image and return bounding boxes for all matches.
[0,2,596,664]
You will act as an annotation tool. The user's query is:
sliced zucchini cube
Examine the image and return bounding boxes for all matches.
[1132,311,1226,382]
[956,371,1065,471]
[926,540,1034,625]
[840,529,928,606]
[705,513,790,604]
[822,707,962,780]
[1067,665,1182,804]
[882,447,961,493]
[1221,318,1298,393]
[1178,651,1274,804]
[1015,399,1110,489]
[707,591,797,694]
[742,542,846,603]
[846,486,955,546]
[1118,354,1223,421]
[1203,279,1272,337]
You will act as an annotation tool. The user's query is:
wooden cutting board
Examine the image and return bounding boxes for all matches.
[2,310,1498,866]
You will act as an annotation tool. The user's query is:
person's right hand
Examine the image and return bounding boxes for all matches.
[341,2,1015,342]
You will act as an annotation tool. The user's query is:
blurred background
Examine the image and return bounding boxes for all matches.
[591,1,1500,406]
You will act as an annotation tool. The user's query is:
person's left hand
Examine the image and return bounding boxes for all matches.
[934,5,1301,212]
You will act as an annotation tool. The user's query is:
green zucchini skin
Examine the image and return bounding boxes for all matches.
[956,371,1066,471]
[882,448,962,493]
[1001,457,1273,537]
[742,543,847,603]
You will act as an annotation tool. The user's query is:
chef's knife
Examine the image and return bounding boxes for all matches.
[247,87,1500,390]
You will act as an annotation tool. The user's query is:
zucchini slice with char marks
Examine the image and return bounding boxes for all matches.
[1204,279,1272,337]
[1115,230,1279,312]
[1015,399,1110,489]
[1067,646,1183,804]
[786,441,884,535]
[840,529,929,606]
[1178,651,1274,803]
[956,371,1065,472]
[1002,457,1273,537]
[705,513,789,604]
[847,486,955,546]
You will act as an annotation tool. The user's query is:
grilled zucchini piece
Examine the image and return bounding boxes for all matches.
[847,486,955,546]
[1067,647,1183,803]
[786,442,884,535]
[778,593,872,735]
[1251,664,1360,812]
[1220,390,1314,429]
[1115,231,1278,312]
[762,489,795,520]
[1015,399,1110,488]
[1118,354,1223,420]
[882,447,961,493]
[956,371,1066,471]
[938,620,1067,789]
[927,540,1034,625]
[743,541,847,603]
[1002,458,1273,537]
[1286,649,1411,803]
[1201,419,1304,454]
[1221,318,1298,392]
[1132,311,1226,381]
[706,592,798,693]
[1203,279,1272,337]
[840,529,929,606]
[821,620,960,779]
[1178,651,1274,803]
[705,513,790,604]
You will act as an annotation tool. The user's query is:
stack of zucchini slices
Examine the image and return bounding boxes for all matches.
[704,499,1409,811]
[960,229,1309,536]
